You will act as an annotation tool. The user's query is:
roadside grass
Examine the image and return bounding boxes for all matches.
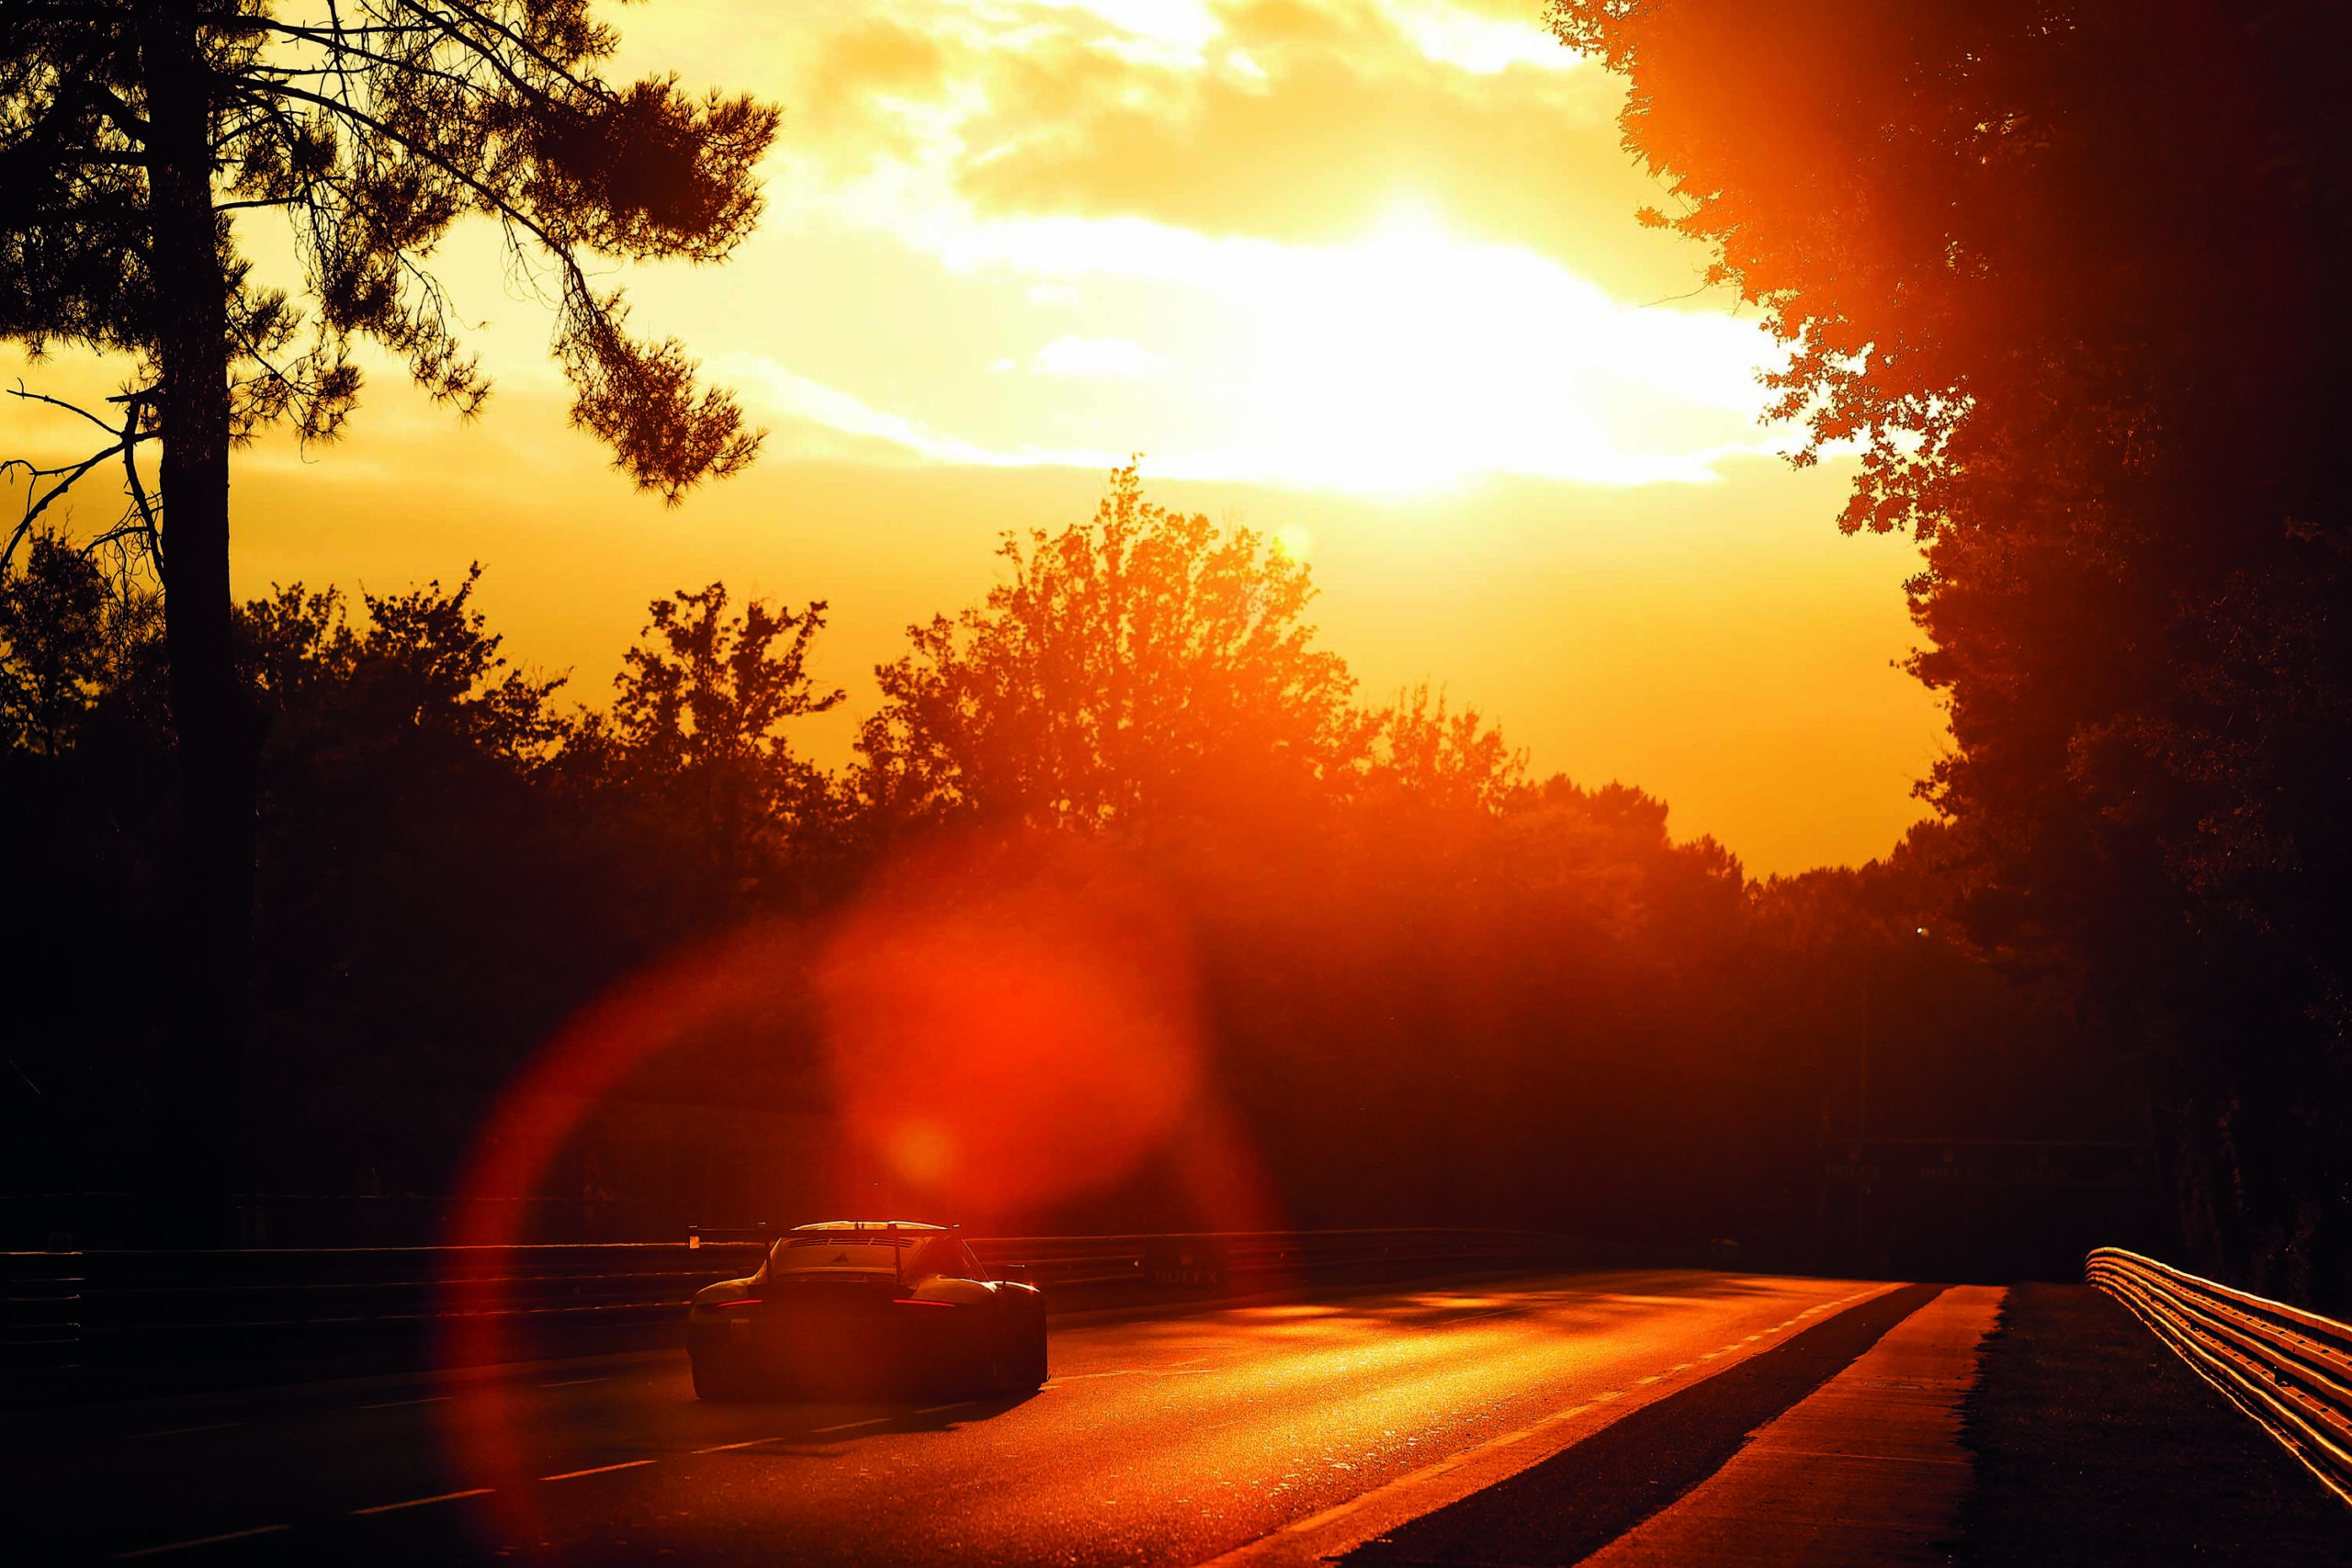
[1958,1280,2352,1565]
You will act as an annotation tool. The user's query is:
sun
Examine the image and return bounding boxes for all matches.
[1214,201,1652,496]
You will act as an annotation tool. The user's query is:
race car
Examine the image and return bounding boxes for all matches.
[687,1220,1048,1401]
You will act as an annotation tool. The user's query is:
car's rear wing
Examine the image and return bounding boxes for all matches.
[685,1223,771,1249]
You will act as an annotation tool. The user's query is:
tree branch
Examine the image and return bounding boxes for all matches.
[3,385,159,572]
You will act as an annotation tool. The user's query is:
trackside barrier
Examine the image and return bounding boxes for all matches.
[2087,1246,2352,1508]
[1,1244,768,1376]
[963,1227,1569,1294]
[2,1228,1594,1400]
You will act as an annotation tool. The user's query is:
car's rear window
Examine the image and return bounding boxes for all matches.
[772,1234,929,1271]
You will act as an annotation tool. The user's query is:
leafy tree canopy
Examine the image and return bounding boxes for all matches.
[243,564,568,765]
[3,0,779,553]
[1366,682,1525,817]
[586,582,844,894]
[1551,0,2352,1300]
[856,464,1377,833]
[0,535,112,757]
[609,585,842,782]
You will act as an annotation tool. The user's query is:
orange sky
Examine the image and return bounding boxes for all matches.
[3,0,1945,874]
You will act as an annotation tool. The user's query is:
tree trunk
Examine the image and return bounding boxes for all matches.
[141,2,264,1247]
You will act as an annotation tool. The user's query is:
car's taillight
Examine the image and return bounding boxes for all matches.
[709,1297,761,1310]
[891,1298,954,1308]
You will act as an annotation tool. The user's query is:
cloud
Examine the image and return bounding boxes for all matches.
[608,0,1786,498]
[775,1,1696,300]
[1027,334,1169,379]
[708,201,1792,498]
[716,352,1122,472]
[1349,0,1579,74]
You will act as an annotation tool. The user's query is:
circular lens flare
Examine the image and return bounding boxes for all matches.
[431,830,1272,1554]
[818,834,1204,1219]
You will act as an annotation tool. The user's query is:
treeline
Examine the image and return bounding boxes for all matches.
[2,468,2115,1262]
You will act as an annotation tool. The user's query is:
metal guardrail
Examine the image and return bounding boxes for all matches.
[1823,1139,2155,1188]
[2087,1246,2352,1508]
[3,1228,1567,1384]
[685,1227,1570,1294]
[2,1243,768,1374]
[972,1227,1560,1292]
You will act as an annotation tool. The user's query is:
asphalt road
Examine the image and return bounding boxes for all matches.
[7,1269,1887,1565]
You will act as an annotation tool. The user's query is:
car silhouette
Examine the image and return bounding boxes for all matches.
[687,1220,1048,1400]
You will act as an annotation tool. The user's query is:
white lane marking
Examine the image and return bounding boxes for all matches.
[695,1436,783,1453]
[126,1422,243,1439]
[109,1525,289,1557]
[811,1416,890,1434]
[352,1488,493,1515]
[540,1460,655,1481]
[357,1395,451,1410]
[1277,1397,1634,1540]
[1770,1449,1970,1466]
[538,1377,607,1388]
[914,1402,977,1415]
[1046,1367,1215,1382]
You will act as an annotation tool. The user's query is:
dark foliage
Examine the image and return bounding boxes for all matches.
[1551,0,2352,1307]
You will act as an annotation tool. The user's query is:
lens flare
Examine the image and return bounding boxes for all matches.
[431,831,1268,1553]
[818,834,1204,1217]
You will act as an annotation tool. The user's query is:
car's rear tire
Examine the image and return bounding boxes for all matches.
[691,1348,752,1402]
[1021,1312,1048,1389]
[995,1297,1046,1391]
[972,1313,1035,1395]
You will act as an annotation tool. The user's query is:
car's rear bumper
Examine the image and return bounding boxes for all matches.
[691,1295,984,1393]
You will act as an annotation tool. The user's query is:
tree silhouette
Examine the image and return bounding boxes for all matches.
[1551,1,2352,1301]
[1,2,778,1236]
[1367,683,1524,816]
[594,583,842,904]
[0,536,109,759]
[856,464,1375,833]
